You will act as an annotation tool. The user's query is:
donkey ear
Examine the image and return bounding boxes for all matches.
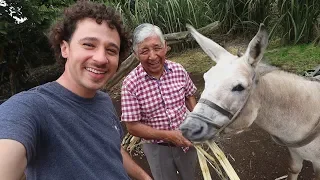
[186,24,235,63]
[244,23,268,67]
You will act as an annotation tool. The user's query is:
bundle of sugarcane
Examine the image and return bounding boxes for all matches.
[122,133,142,155]
[122,133,240,180]
[195,141,240,180]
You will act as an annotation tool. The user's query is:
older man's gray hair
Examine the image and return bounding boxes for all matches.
[132,23,165,52]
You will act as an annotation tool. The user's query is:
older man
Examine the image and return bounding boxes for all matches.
[121,23,198,180]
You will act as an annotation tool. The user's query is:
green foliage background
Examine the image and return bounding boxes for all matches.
[0,0,75,94]
[0,0,319,96]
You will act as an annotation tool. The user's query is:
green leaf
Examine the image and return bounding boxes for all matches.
[0,30,7,35]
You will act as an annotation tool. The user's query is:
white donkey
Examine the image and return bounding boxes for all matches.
[180,24,320,180]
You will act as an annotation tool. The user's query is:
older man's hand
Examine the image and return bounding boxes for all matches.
[166,130,193,147]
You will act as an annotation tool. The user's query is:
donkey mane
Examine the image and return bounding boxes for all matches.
[254,62,278,81]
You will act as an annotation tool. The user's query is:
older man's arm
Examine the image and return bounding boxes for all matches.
[185,95,197,112]
[125,122,192,147]
[0,139,27,180]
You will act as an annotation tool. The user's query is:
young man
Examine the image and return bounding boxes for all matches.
[0,1,151,180]
[121,23,198,180]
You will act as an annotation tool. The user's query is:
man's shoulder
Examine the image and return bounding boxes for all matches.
[8,85,47,103]
[1,82,55,109]
[166,60,184,70]
[166,60,187,74]
[123,65,143,85]
[0,85,50,124]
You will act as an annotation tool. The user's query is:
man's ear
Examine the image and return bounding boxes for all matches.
[163,41,169,53]
[133,48,138,59]
[60,40,69,58]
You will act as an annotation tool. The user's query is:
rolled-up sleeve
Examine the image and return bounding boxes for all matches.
[184,71,197,97]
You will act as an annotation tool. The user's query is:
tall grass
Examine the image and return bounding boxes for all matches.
[107,0,320,45]
[208,0,273,34]
[114,0,216,34]
[265,44,320,74]
[271,0,320,44]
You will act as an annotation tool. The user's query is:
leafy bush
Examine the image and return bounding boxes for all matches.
[0,0,74,94]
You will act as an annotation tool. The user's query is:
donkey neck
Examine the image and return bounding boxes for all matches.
[249,66,320,142]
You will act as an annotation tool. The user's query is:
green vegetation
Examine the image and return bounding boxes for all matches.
[116,0,216,33]
[170,49,214,74]
[171,44,320,76]
[0,0,74,94]
[1,0,319,97]
[272,0,320,44]
[116,0,319,44]
[116,0,274,34]
[171,44,320,93]
[265,44,320,74]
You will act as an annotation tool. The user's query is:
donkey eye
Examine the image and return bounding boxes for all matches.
[232,84,245,92]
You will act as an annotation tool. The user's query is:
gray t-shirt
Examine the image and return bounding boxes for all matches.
[0,82,130,180]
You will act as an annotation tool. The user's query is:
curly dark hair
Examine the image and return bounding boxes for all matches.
[48,1,131,67]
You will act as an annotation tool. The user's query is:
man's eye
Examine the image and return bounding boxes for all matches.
[83,43,94,47]
[107,49,118,55]
[140,51,148,55]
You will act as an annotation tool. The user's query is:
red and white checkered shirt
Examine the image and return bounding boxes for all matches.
[121,60,197,143]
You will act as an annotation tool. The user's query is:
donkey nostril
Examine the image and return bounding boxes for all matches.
[193,126,204,135]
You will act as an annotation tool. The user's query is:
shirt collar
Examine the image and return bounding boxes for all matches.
[138,60,172,80]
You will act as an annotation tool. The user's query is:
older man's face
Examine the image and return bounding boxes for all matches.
[135,35,167,78]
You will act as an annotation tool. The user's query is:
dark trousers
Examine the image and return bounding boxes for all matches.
[142,143,198,180]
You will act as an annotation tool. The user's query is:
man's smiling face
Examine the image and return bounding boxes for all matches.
[60,18,120,97]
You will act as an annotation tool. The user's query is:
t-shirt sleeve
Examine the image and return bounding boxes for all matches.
[0,92,44,162]
[120,80,141,122]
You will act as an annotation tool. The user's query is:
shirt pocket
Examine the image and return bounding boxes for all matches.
[165,83,185,106]
[138,90,163,116]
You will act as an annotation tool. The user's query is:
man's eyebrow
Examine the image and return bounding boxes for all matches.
[79,37,98,42]
[109,43,120,51]
[139,47,149,51]
[79,37,120,51]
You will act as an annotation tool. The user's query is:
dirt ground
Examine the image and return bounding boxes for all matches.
[112,73,315,180]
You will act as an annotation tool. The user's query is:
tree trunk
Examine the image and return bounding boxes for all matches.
[9,70,16,95]
[164,21,220,45]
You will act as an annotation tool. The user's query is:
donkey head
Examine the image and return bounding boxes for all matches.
[180,24,268,142]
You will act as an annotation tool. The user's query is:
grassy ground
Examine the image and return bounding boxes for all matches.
[169,42,320,97]
[265,44,320,74]
[171,43,320,75]
[170,49,214,74]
